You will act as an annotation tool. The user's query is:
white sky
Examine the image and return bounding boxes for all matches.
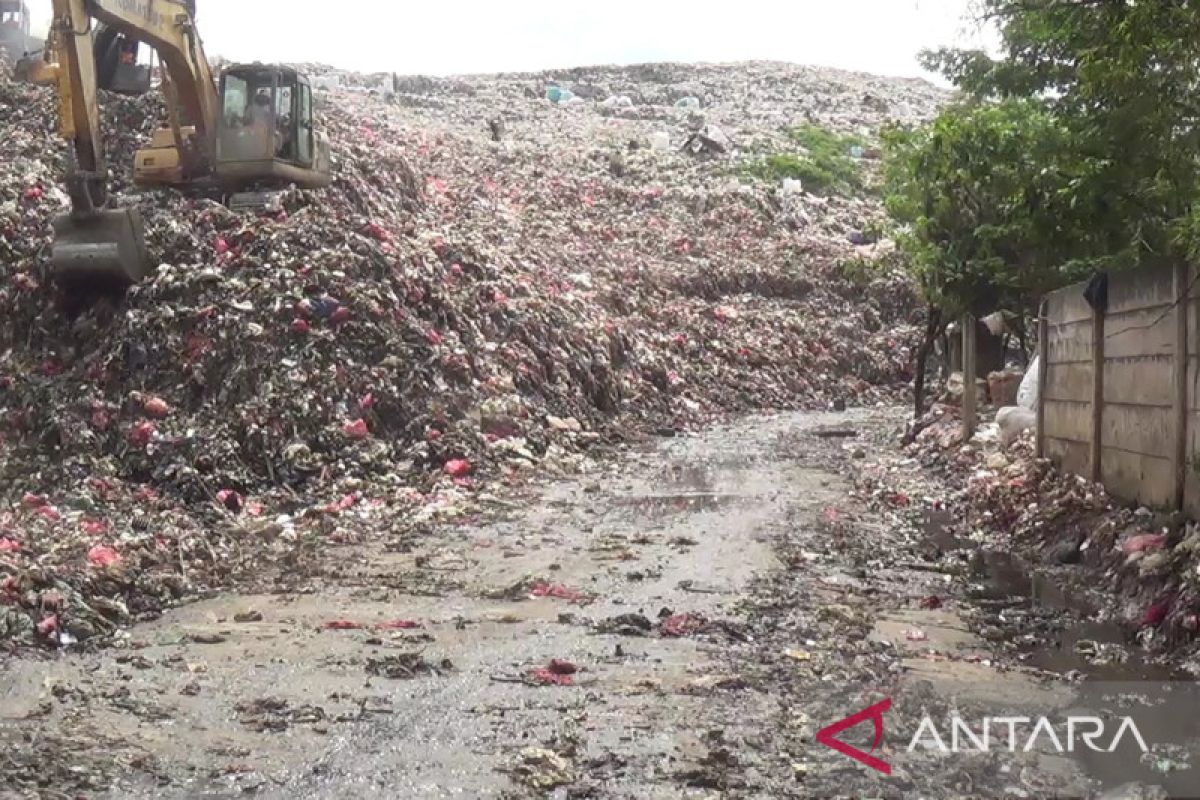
[29,0,995,79]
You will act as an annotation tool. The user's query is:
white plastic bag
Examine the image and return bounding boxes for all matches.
[1017,356,1039,409]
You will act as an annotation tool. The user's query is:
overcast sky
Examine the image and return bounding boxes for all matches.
[29,0,994,79]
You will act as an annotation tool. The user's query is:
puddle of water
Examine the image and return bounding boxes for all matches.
[972,550,1180,682]
[614,492,748,516]
[918,511,1179,683]
[969,551,1095,612]
[920,507,969,553]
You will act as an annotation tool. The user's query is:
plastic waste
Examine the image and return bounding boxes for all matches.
[546,86,575,104]
[849,145,865,159]
[601,95,633,109]
[1017,356,1039,409]
[649,131,671,151]
[781,178,804,196]
[996,406,1036,446]
[674,96,701,110]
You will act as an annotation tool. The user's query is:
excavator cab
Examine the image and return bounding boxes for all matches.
[214,64,332,196]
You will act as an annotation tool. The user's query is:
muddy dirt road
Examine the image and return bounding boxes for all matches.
[1,411,1189,798]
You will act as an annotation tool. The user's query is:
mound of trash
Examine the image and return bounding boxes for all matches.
[0,61,945,645]
[857,401,1200,669]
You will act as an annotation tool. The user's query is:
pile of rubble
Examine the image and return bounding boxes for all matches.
[0,61,945,645]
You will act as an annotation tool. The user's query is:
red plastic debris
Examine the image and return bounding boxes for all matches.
[0,538,20,552]
[21,493,47,508]
[128,421,156,447]
[36,614,57,637]
[290,318,311,334]
[12,273,38,291]
[1122,533,1166,555]
[376,619,422,630]
[359,393,376,411]
[529,659,578,686]
[91,403,113,430]
[36,506,61,522]
[343,418,370,440]
[1142,600,1171,628]
[87,545,121,567]
[918,595,944,610]
[529,668,571,685]
[215,236,230,255]
[81,519,108,536]
[660,613,706,638]
[23,185,43,201]
[143,396,170,418]
[426,329,444,345]
[530,581,587,602]
[444,459,472,478]
[329,306,352,325]
[216,489,244,513]
[323,492,360,514]
[321,620,367,630]
[364,221,391,242]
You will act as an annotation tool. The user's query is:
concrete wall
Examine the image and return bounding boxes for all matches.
[1041,265,1190,510]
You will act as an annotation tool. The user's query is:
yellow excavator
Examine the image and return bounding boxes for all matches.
[35,0,332,294]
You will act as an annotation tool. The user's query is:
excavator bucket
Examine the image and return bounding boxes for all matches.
[50,208,151,292]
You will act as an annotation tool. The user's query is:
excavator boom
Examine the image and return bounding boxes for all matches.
[47,0,218,292]
[45,0,332,296]
[48,0,152,291]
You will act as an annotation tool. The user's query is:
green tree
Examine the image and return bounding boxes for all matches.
[884,100,1084,414]
[922,0,1200,266]
[890,0,1200,415]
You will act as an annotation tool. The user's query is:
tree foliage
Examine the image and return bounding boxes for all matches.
[923,0,1200,268]
[889,0,1200,322]
[883,100,1084,317]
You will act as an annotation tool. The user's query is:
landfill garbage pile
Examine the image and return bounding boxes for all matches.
[0,61,945,646]
[858,401,1200,669]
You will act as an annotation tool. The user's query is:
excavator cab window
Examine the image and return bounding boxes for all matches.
[218,70,279,163]
[218,67,315,169]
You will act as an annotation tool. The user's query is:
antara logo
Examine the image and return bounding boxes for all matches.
[816,698,892,775]
[818,700,1151,775]
[907,714,1150,755]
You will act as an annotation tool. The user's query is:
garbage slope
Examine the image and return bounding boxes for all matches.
[0,61,945,644]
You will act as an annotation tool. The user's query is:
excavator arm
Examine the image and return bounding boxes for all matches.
[47,0,218,292]
[50,0,218,190]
